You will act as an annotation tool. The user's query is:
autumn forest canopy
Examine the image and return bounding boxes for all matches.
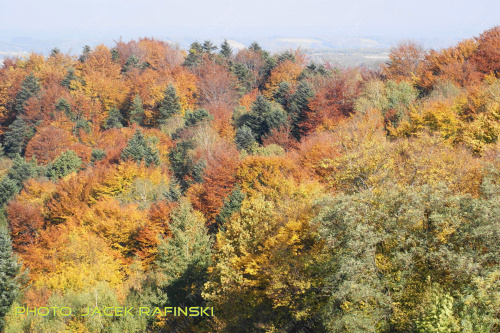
[0,27,500,332]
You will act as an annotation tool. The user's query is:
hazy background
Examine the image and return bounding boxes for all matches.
[1,0,499,66]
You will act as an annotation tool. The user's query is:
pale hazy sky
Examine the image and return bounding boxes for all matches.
[1,0,499,43]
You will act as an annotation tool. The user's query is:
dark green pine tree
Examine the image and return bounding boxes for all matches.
[220,39,233,59]
[105,107,124,129]
[249,41,262,52]
[158,84,181,124]
[288,81,315,139]
[3,118,32,157]
[0,152,39,206]
[235,125,256,151]
[183,41,204,68]
[110,49,120,63]
[50,47,60,57]
[14,73,40,114]
[154,200,212,307]
[202,40,218,54]
[0,178,19,207]
[55,98,73,119]
[129,95,145,126]
[168,140,205,192]
[245,95,287,143]
[0,230,22,332]
[79,45,91,63]
[273,81,292,109]
[214,185,245,230]
[121,130,160,167]
[61,68,78,90]
[231,62,253,94]
[183,108,213,127]
[122,55,140,73]
[46,150,82,179]
[7,154,39,187]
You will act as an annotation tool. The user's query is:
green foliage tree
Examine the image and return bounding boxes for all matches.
[244,95,287,143]
[158,84,181,124]
[79,45,91,63]
[235,125,256,151]
[154,200,212,306]
[3,118,33,157]
[121,130,160,167]
[0,230,22,331]
[202,40,217,54]
[129,95,145,126]
[105,107,124,129]
[46,150,82,179]
[90,148,106,163]
[183,41,204,68]
[316,182,500,332]
[231,62,254,94]
[220,39,233,59]
[55,98,73,119]
[60,68,79,90]
[14,74,40,115]
[168,140,205,192]
[122,55,140,73]
[0,179,19,207]
[214,185,245,229]
[272,81,292,108]
[288,80,315,139]
[183,108,213,127]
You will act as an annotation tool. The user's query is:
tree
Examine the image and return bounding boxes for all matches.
[14,73,41,115]
[150,200,212,331]
[122,55,140,73]
[235,125,256,151]
[384,40,425,82]
[220,39,233,59]
[121,130,160,167]
[184,108,213,127]
[46,150,82,179]
[0,230,22,332]
[214,185,245,229]
[202,40,217,54]
[154,200,212,305]
[129,94,145,125]
[158,84,181,124]
[55,98,73,119]
[60,68,79,90]
[288,80,315,139]
[168,140,205,192]
[79,45,91,62]
[3,118,32,157]
[471,26,500,76]
[243,95,287,143]
[183,41,204,68]
[25,126,74,164]
[105,107,124,129]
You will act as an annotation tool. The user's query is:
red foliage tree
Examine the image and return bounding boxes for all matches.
[471,26,500,76]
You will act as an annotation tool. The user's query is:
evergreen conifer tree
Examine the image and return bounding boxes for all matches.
[158,84,181,124]
[0,230,22,331]
[154,200,212,306]
[235,125,256,151]
[14,74,40,114]
[105,107,124,129]
[3,118,32,157]
[46,150,82,179]
[220,39,233,59]
[61,68,78,90]
[121,130,160,167]
[129,95,145,126]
